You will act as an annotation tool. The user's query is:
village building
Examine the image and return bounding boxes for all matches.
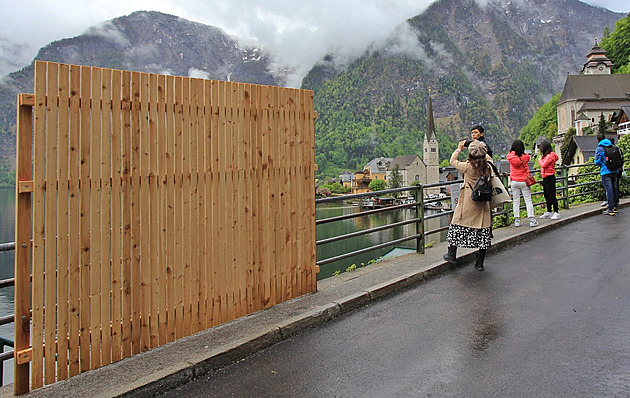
[345,94,441,195]
[555,40,630,167]
[556,41,630,137]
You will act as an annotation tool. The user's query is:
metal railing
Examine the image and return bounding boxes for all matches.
[315,162,609,268]
[0,162,612,386]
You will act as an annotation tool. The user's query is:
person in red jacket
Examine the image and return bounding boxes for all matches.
[537,139,560,220]
[507,139,538,227]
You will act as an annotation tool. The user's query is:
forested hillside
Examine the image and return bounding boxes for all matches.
[307,0,623,178]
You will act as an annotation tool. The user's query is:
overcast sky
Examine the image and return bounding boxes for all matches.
[1,0,628,82]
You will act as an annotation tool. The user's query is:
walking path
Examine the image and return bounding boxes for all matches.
[3,198,627,397]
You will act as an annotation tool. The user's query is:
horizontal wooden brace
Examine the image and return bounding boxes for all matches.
[18,181,33,193]
[18,94,34,107]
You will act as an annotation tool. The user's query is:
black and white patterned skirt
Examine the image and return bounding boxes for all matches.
[447,223,492,249]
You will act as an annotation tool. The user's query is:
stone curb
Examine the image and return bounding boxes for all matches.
[4,200,625,398]
[119,201,627,397]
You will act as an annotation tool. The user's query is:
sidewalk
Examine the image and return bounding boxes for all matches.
[3,199,626,398]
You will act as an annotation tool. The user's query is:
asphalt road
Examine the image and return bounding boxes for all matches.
[160,210,630,398]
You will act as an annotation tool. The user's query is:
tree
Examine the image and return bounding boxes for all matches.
[560,127,576,164]
[369,178,386,191]
[598,113,607,134]
[387,164,404,190]
[600,13,630,73]
[519,94,560,148]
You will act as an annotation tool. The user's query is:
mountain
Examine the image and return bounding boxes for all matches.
[0,11,283,184]
[0,2,626,183]
[306,0,624,176]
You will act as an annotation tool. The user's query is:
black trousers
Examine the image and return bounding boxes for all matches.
[542,175,558,213]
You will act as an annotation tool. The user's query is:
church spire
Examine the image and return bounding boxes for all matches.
[426,94,436,142]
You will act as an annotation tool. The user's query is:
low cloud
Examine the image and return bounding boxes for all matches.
[0,0,626,81]
[84,21,130,47]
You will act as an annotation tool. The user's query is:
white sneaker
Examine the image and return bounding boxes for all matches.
[550,212,560,220]
[529,218,539,227]
[514,219,520,227]
[600,201,608,207]
[540,212,552,219]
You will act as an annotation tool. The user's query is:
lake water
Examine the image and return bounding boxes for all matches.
[0,187,15,384]
[316,202,449,279]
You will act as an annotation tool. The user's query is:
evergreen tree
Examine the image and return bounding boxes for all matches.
[601,13,630,73]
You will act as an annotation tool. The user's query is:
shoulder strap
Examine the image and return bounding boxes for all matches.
[489,162,499,177]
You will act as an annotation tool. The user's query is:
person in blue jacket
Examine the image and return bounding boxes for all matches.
[594,133,620,216]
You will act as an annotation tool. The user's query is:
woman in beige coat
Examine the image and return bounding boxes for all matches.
[443,140,493,271]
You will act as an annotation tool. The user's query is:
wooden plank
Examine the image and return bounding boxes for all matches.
[165,75,176,342]
[181,77,192,337]
[259,84,272,309]
[216,81,229,323]
[79,65,92,372]
[235,83,247,317]
[209,80,221,326]
[89,66,103,370]
[156,73,168,345]
[100,67,113,367]
[67,63,81,377]
[173,76,184,339]
[189,78,200,333]
[31,61,45,388]
[56,63,70,381]
[198,80,209,330]
[250,84,262,312]
[44,62,59,385]
[148,73,159,349]
[130,71,142,355]
[242,83,254,314]
[14,64,35,397]
[270,86,280,306]
[139,72,151,351]
[111,69,124,363]
[224,82,237,320]
[121,70,133,358]
[304,90,317,292]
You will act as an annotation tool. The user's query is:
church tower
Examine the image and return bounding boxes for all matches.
[423,95,440,195]
[581,39,613,75]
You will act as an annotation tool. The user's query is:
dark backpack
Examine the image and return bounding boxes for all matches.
[470,175,493,202]
[603,145,624,171]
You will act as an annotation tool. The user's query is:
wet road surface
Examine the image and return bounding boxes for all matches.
[160,210,630,397]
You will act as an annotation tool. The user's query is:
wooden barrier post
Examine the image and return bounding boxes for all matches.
[14,93,34,394]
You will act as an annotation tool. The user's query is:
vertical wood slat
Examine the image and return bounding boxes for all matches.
[89,67,103,370]
[165,75,176,342]
[198,80,208,331]
[111,69,123,363]
[121,70,132,359]
[156,73,169,345]
[68,64,81,377]
[173,76,184,339]
[31,61,46,389]
[139,72,151,351]
[130,71,142,355]
[79,65,92,372]
[148,73,159,349]
[189,79,200,333]
[20,61,317,393]
[100,68,113,367]
[181,77,192,336]
[209,80,221,326]
[44,62,59,385]
[56,63,70,381]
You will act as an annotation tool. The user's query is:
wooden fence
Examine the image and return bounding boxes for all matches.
[14,61,317,394]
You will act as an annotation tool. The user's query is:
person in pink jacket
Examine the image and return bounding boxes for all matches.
[537,139,560,220]
[507,139,538,227]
